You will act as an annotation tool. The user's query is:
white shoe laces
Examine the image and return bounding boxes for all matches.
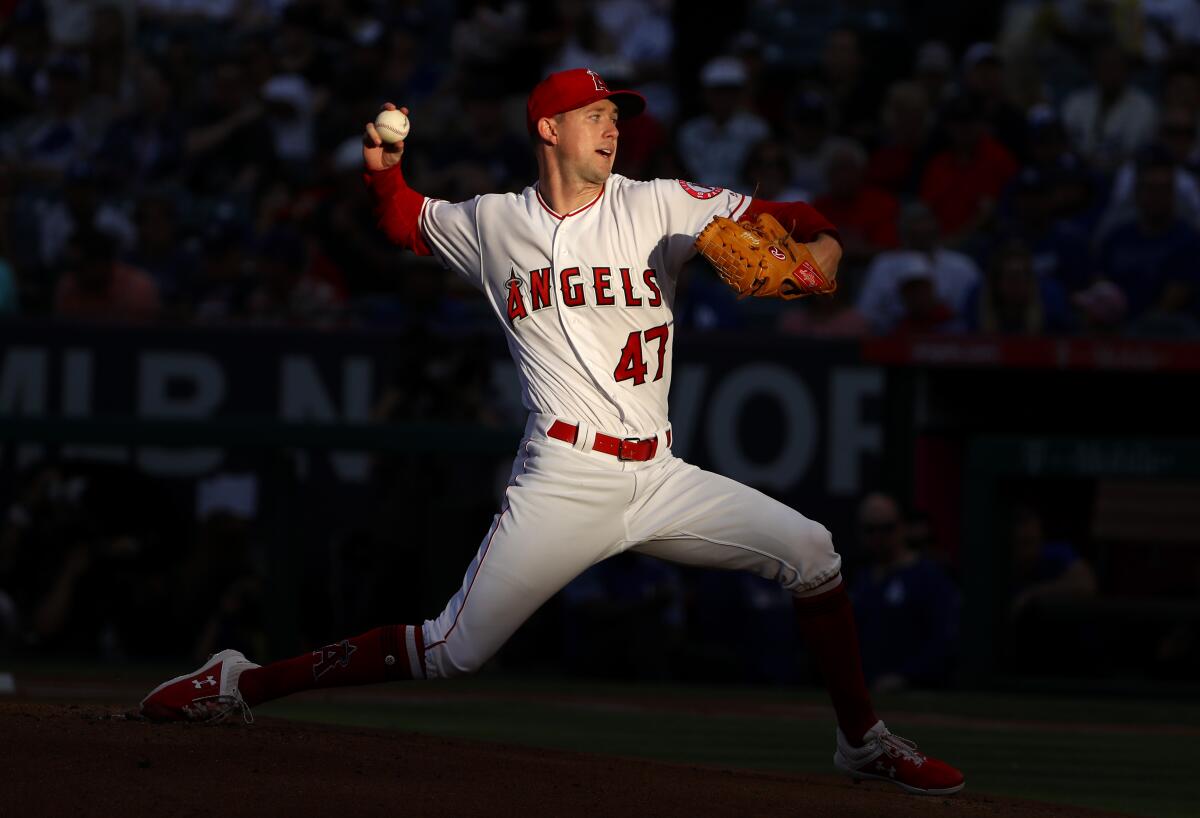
[876,731,925,767]
[183,694,255,725]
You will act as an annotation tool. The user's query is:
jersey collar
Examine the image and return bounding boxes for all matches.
[534,183,605,220]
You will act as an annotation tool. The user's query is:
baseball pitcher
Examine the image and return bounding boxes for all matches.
[141,68,964,796]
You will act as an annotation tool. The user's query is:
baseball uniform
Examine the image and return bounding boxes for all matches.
[138,66,964,799]
[407,172,841,677]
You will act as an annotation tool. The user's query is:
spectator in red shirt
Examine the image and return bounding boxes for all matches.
[890,261,957,336]
[54,228,161,322]
[245,228,344,327]
[960,43,1027,160]
[867,81,934,196]
[814,138,900,268]
[920,95,1019,241]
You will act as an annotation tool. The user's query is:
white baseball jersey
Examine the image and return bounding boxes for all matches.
[408,173,840,680]
[418,173,751,435]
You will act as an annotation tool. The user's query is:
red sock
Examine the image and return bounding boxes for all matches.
[237,624,425,707]
[793,580,878,745]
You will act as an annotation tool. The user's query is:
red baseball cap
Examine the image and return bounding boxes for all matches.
[526,68,646,135]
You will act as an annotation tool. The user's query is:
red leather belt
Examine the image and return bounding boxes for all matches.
[547,420,670,461]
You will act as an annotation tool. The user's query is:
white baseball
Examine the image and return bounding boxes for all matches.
[374,109,410,143]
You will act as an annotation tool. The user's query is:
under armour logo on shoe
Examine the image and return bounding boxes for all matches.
[875,760,897,778]
[192,675,217,689]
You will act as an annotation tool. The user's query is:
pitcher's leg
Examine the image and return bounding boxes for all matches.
[421,501,618,677]
[237,624,425,706]
[627,460,841,593]
[142,439,628,720]
[220,493,615,707]
[629,460,876,743]
[421,440,629,678]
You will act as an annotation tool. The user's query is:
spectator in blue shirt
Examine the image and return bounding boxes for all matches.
[996,164,1094,292]
[1007,504,1099,673]
[1010,504,1097,620]
[848,492,960,693]
[964,238,1074,334]
[1098,148,1200,322]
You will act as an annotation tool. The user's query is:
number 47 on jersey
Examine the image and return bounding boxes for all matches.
[614,323,669,385]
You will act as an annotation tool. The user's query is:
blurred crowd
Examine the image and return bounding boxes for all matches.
[8,454,1195,685]
[1,0,1199,336]
[0,460,262,662]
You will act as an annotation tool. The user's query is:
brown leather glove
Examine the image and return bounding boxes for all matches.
[694,212,837,299]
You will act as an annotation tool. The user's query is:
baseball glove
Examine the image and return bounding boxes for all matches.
[694,212,836,299]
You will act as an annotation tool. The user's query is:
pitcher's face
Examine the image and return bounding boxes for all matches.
[553,99,620,185]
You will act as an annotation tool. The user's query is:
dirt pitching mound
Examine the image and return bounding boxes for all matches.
[0,702,1126,818]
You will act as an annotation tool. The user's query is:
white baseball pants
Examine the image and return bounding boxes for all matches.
[420,413,842,678]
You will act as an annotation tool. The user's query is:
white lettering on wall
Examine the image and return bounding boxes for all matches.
[63,348,126,464]
[828,369,883,495]
[0,347,48,465]
[137,352,225,474]
[706,363,817,491]
[280,356,373,482]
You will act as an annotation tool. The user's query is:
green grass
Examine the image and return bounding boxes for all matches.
[255,681,1200,818]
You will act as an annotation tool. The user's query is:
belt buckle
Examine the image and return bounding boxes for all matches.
[618,437,641,461]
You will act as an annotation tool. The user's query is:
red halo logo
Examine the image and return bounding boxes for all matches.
[768,246,786,261]
[678,180,723,199]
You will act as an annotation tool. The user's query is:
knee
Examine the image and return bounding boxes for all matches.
[787,521,841,592]
[811,522,841,572]
[785,519,837,564]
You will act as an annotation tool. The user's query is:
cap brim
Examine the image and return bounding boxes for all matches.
[605,90,646,120]
[526,86,648,136]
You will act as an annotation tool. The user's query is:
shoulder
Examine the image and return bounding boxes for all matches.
[476,190,523,206]
[645,176,737,201]
[609,174,661,194]
[435,190,523,218]
[612,175,684,203]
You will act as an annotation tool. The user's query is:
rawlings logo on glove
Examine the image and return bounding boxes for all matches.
[694,212,837,300]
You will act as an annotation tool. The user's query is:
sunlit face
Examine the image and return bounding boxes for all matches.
[550,99,619,185]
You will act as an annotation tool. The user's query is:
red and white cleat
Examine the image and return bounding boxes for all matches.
[140,649,260,723]
[834,720,965,796]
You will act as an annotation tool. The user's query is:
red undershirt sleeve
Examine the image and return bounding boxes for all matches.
[743,198,841,245]
[363,163,433,256]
